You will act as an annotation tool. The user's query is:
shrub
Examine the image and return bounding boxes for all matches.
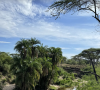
[49,86,57,90]
[0,81,4,90]
[2,78,6,84]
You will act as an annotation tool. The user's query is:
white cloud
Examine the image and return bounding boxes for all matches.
[82,23,97,27]
[0,0,51,37]
[63,53,76,59]
[0,16,100,48]
[0,41,10,43]
[1,0,100,49]
[77,5,100,17]
[74,48,84,51]
[0,0,50,30]
[61,47,70,50]
[78,11,94,16]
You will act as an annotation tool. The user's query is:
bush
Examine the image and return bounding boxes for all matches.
[77,80,100,90]
[0,81,4,90]
[60,79,68,85]
[49,86,57,90]
[10,79,15,84]
[2,78,6,84]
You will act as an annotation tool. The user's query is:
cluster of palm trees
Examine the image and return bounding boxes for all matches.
[11,38,62,90]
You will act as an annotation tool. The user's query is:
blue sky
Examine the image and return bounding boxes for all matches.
[0,0,100,58]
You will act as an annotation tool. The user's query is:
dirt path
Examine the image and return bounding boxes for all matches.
[3,84,15,90]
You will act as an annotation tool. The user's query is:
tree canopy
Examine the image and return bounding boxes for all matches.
[49,0,100,22]
[11,38,63,90]
[76,48,100,82]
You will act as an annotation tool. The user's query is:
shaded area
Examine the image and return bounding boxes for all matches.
[3,84,15,90]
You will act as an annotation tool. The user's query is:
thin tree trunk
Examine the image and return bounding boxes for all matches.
[91,59,98,82]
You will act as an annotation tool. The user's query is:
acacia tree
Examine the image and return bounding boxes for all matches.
[79,48,100,82]
[61,56,67,64]
[49,0,100,22]
[72,54,90,65]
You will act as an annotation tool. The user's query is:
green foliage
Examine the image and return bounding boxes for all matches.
[77,80,100,90]
[61,56,67,64]
[60,79,70,85]
[49,86,57,90]
[66,58,87,65]
[0,52,12,75]
[11,56,42,90]
[57,67,67,76]
[66,59,77,65]
[0,38,63,90]
[0,81,4,90]
[2,78,6,84]
[77,64,100,89]
[0,51,15,89]
[81,65,92,72]
[52,67,74,88]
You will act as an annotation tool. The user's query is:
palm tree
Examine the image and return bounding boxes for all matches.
[13,38,62,90]
[28,38,41,58]
[13,38,41,90]
[47,47,62,89]
[35,47,62,90]
[14,39,29,59]
[11,56,42,90]
[35,57,52,90]
[38,44,49,58]
[49,47,62,68]
[14,38,41,59]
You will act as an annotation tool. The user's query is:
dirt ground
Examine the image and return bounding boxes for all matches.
[3,84,15,90]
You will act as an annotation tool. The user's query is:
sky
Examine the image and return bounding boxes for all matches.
[0,0,100,59]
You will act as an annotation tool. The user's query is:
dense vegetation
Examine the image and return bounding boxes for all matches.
[1,38,100,90]
[1,38,74,90]
[0,52,15,90]
[1,0,100,90]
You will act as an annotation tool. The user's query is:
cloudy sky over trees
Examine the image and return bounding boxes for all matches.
[0,0,100,58]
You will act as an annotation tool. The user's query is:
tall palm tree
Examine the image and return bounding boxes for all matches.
[13,38,41,90]
[47,47,62,88]
[49,47,62,67]
[38,44,49,58]
[14,38,41,59]
[35,57,52,90]
[28,38,41,58]
[35,47,62,90]
[14,39,29,59]
[11,56,42,90]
